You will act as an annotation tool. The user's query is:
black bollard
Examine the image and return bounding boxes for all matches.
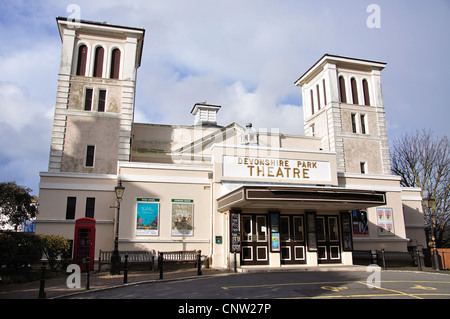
[234,250,237,273]
[417,248,423,271]
[381,249,386,270]
[197,250,202,276]
[159,252,164,280]
[38,261,47,299]
[124,254,128,284]
[85,257,90,290]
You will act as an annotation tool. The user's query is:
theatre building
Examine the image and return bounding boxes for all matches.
[36,18,426,269]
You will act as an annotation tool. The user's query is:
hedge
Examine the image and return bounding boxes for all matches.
[0,232,70,270]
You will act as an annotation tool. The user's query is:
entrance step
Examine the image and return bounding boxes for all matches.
[237,264,368,273]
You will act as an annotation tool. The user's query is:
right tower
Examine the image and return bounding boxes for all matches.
[295,54,391,175]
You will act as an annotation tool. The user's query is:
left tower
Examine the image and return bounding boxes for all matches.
[49,17,145,174]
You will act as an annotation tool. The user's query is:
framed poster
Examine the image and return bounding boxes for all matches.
[340,212,353,251]
[270,212,280,233]
[230,211,241,253]
[306,212,317,251]
[136,198,160,236]
[271,233,280,252]
[377,208,394,236]
[231,233,241,252]
[171,199,194,236]
[352,209,368,236]
[231,212,240,232]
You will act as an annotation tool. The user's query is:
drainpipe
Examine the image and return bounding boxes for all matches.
[209,171,214,268]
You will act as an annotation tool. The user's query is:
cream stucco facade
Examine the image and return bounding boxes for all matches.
[36,18,426,270]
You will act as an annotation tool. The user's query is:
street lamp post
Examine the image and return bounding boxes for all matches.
[424,197,440,271]
[110,180,125,275]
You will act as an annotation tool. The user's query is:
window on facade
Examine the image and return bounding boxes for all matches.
[351,78,359,105]
[362,79,370,106]
[339,76,347,103]
[360,162,367,174]
[310,90,315,115]
[110,48,121,79]
[310,123,315,137]
[316,85,321,110]
[84,88,93,111]
[85,145,95,167]
[360,114,367,134]
[76,45,88,76]
[98,89,106,112]
[322,79,327,106]
[351,113,357,133]
[85,197,95,218]
[93,47,104,78]
[66,197,76,220]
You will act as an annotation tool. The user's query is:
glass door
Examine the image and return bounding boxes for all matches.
[316,215,341,263]
[280,215,306,264]
[241,215,269,265]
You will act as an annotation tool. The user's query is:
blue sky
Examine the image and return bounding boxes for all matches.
[0,0,449,195]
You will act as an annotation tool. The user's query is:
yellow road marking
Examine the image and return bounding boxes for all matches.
[222,280,355,290]
[410,284,437,290]
[222,279,450,299]
[283,293,406,299]
[358,281,423,299]
[321,286,349,292]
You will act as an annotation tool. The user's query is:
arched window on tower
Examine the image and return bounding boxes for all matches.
[310,90,315,115]
[93,46,104,78]
[322,79,327,106]
[362,79,371,106]
[339,76,347,103]
[76,45,88,76]
[351,77,359,105]
[110,48,121,79]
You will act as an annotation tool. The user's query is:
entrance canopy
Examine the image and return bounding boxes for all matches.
[217,186,386,212]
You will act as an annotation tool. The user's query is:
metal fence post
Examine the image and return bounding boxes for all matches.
[381,249,386,270]
[197,250,202,276]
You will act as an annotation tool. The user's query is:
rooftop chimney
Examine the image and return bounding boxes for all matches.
[191,102,221,126]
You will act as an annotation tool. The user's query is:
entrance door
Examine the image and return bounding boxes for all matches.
[241,215,269,265]
[316,215,341,264]
[280,216,306,264]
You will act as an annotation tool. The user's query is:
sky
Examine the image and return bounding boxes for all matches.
[0,0,449,195]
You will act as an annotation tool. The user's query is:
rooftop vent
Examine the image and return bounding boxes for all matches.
[191,102,221,126]
[242,123,258,145]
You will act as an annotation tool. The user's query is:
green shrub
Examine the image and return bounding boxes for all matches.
[39,235,71,271]
[0,232,43,269]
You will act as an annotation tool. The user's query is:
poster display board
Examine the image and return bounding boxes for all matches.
[269,212,280,252]
[340,212,353,251]
[230,211,241,252]
[306,212,317,251]
[171,199,194,236]
[136,198,160,236]
[352,209,369,236]
[377,208,394,236]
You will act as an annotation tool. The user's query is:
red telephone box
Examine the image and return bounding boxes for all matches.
[73,218,96,271]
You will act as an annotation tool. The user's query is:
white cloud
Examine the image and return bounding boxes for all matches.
[0,81,53,193]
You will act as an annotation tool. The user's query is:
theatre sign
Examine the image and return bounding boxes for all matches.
[222,155,333,184]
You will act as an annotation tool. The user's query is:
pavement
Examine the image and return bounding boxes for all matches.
[0,267,232,299]
[0,265,445,299]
